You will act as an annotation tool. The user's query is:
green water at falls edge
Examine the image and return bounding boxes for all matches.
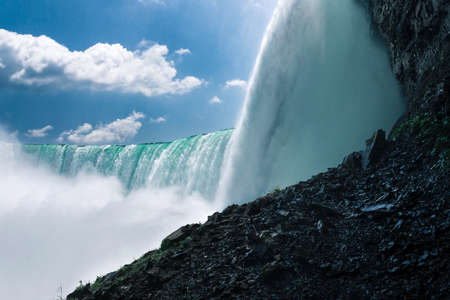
[22,129,232,198]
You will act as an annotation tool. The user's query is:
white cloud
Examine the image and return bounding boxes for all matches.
[175,48,191,56]
[0,29,203,97]
[225,79,247,89]
[56,123,93,143]
[26,125,53,138]
[0,58,4,69]
[57,111,145,144]
[137,39,152,48]
[209,96,222,104]
[150,116,166,123]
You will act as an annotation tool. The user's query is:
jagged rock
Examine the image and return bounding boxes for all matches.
[360,203,394,213]
[363,129,387,169]
[369,0,450,115]
[160,225,194,250]
[341,151,363,170]
[342,129,389,170]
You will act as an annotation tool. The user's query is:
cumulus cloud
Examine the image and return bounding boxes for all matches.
[225,79,247,89]
[175,48,191,56]
[209,96,222,104]
[0,29,203,97]
[26,125,53,138]
[0,58,4,69]
[150,116,166,123]
[57,111,145,144]
[137,39,152,48]
[57,123,93,143]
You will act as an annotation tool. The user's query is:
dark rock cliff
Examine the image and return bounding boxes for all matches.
[67,1,449,299]
[369,0,449,115]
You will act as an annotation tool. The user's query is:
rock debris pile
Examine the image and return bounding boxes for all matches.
[68,131,449,299]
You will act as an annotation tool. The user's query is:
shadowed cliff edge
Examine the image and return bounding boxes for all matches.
[68,0,449,299]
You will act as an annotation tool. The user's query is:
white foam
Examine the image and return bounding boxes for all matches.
[0,127,218,299]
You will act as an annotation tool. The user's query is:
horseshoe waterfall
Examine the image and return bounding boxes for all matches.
[19,0,403,205]
[21,129,232,199]
[0,1,407,299]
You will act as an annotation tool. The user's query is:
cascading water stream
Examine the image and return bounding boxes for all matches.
[22,129,232,199]
[216,0,404,205]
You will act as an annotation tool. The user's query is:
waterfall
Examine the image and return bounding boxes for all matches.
[216,0,404,205]
[22,129,232,199]
[20,0,404,207]
[0,2,409,298]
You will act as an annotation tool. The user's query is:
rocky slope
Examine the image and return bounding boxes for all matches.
[69,132,449,300]
[67,1,449,299]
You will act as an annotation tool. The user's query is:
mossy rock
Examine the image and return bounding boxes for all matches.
[392,112,450,168]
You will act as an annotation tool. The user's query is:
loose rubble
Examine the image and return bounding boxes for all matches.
[67,130,449,300]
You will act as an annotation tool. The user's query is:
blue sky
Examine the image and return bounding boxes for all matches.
[0,0,276,144]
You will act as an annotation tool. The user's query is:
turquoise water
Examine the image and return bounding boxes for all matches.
[22,129,232,198]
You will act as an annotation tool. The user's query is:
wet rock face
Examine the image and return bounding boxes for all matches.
[369,0,449,115]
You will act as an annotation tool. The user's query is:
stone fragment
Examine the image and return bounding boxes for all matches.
[363,129,387,169]
[341,151,363,170]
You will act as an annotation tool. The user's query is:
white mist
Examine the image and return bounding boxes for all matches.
[0,128,218,300]
[217,0,404,205]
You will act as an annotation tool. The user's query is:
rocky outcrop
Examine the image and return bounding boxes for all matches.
[342,129,389,170]
[369,0,449,115]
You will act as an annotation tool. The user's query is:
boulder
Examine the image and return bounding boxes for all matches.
[362,129,387,169]
[341,152,363,170]
[161,225,193,250]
